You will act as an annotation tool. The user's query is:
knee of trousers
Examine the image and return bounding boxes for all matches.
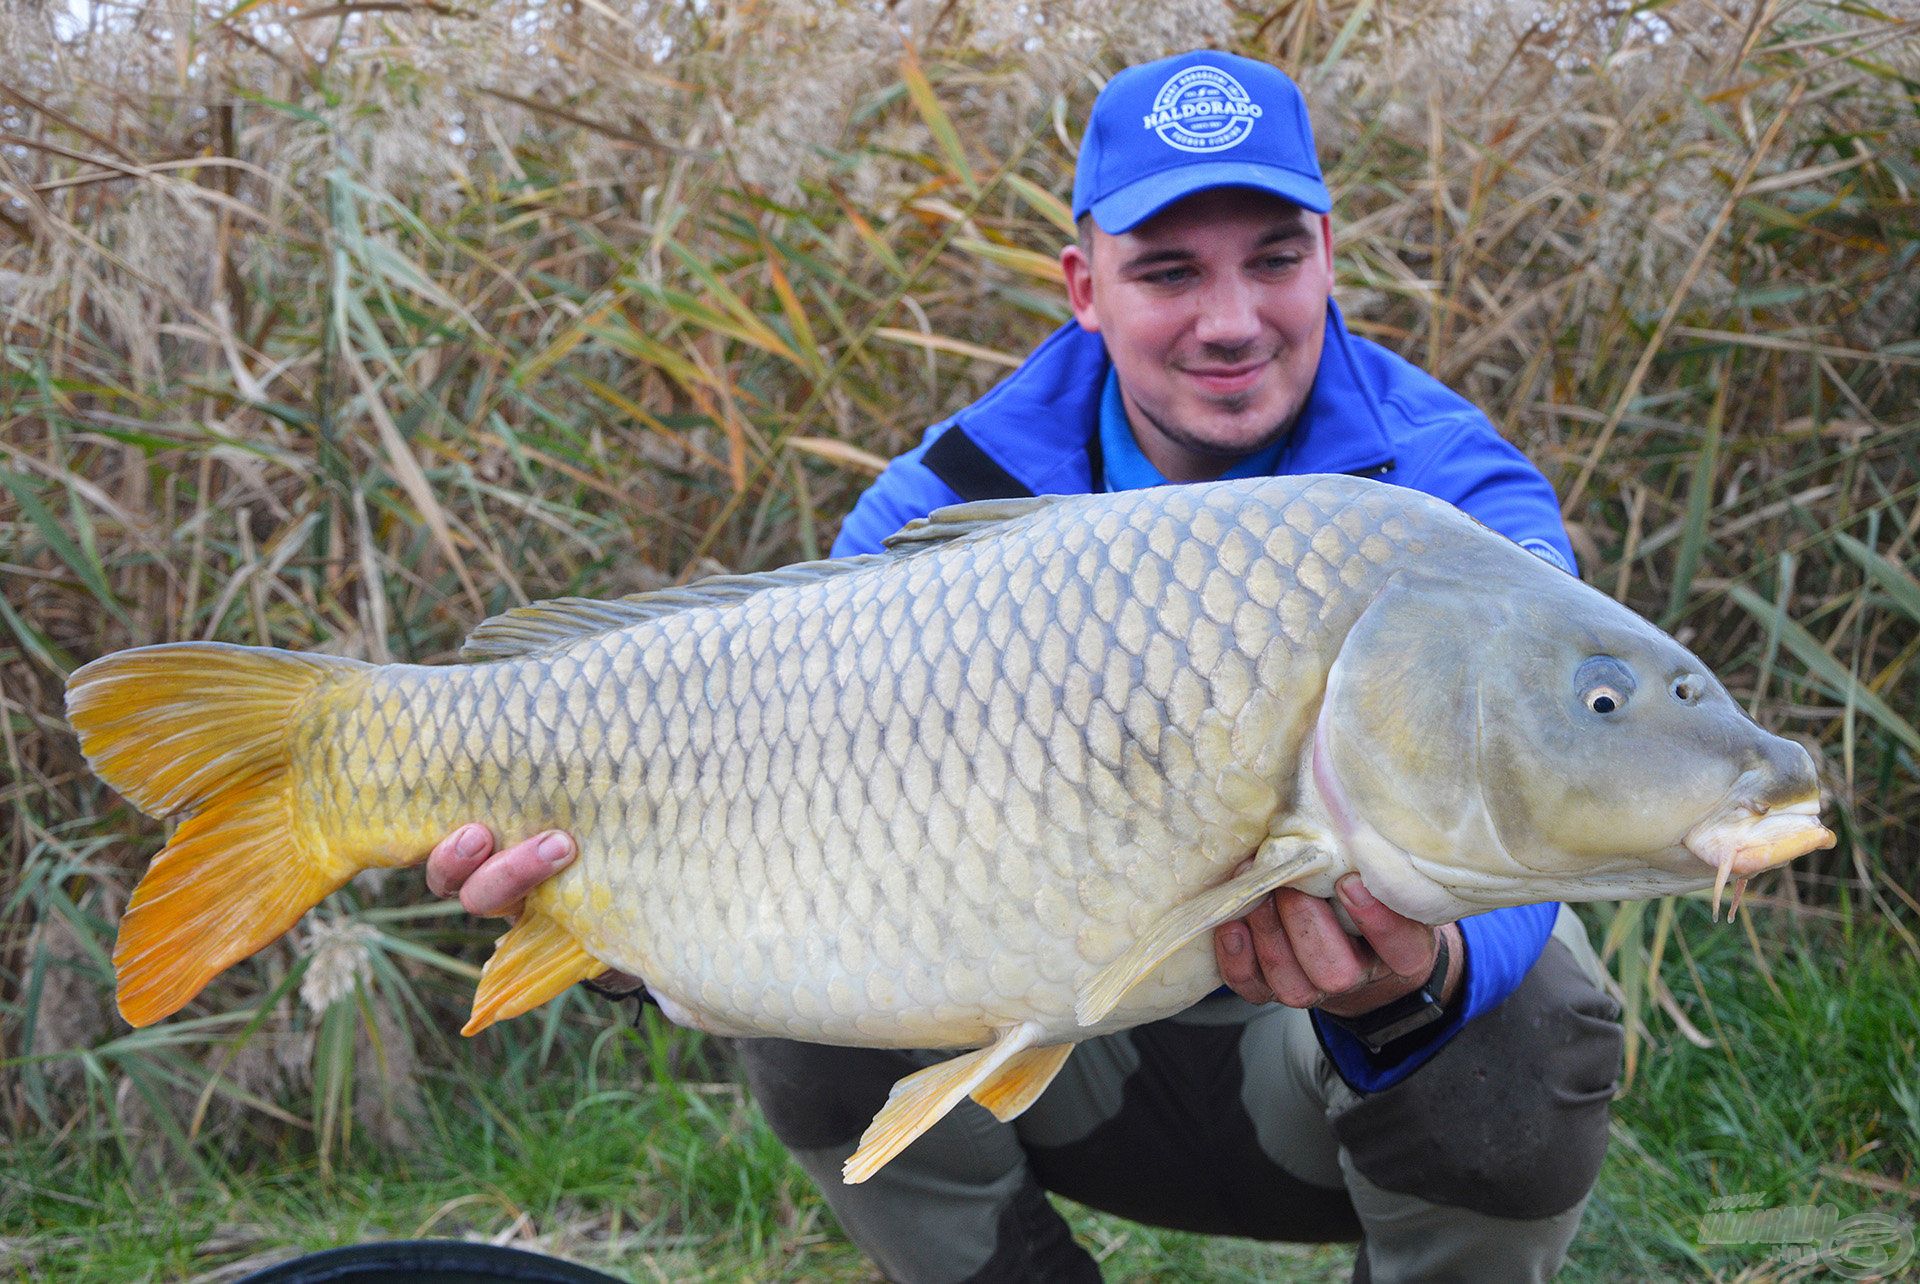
[732,1036,923,1153]
[1329,936,1624,1221]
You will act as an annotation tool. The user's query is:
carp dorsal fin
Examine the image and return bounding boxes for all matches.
[459,554,895,661]
[882,495,1065,552]
[462,497,1062,662]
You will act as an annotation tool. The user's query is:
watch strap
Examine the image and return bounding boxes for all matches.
[1322,930,1452,1056]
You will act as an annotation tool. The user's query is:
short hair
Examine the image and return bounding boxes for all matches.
[1076,213,1094,257]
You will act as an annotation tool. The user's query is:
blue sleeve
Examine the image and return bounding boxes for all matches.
[1398,416,1579,576]
[1312,903,1560,1093]
[829,431,965,558]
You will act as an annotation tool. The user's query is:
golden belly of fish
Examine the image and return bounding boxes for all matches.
[65,474,1834,1182]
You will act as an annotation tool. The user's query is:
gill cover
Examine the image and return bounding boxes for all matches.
[1319,564,1821,911]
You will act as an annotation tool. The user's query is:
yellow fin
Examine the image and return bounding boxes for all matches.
[842,1022,1042,1184]
[64,642,368,1027]
[463,908,608,1036]
[969,1042,1074,1122]
[1074,841,1328,1028]
[113,787,353,1027]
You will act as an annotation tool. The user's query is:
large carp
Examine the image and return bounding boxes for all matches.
[67,475,1832,1181]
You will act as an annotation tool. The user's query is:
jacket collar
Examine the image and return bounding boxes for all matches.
[953,300,1397,493]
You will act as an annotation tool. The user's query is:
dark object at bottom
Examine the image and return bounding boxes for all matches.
[235,1240,627,1284]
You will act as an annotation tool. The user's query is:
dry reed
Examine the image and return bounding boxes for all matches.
[2,0,1915,1169]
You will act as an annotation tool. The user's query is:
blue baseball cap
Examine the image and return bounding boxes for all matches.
[1072,50,1330,234]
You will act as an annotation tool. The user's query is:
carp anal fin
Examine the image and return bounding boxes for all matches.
[1074,841,1329,1028]
[63,642,370,1027]
[459,554,897,661]
[463,906,608,1035]
[882,496,1065,552]
[843,1022,1063,1184]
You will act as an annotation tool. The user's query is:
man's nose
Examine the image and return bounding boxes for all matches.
[1192,276,1262,349]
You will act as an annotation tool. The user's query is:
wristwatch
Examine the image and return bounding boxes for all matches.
[1321,930,1453,1056]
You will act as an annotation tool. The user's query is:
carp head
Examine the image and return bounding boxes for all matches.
[1312,560,1835,923]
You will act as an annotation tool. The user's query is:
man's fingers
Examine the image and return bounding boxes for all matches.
[1213,921,1275,1005]
[425,823,495,899]
[1245,893,1323,1008]
[459,830,576,918]
[1272,888,1371,996]
[1336,875,1438,980]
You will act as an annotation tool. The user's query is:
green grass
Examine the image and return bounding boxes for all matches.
[1573,902,1920,1282]
[2,1008,1350,1282]
[8,903,1912,1283]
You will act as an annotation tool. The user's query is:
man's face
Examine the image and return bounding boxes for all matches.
[1060,187,1334,483]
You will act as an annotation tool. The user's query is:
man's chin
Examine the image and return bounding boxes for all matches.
[1129,391,1301,477]
[1172,406,1293,456]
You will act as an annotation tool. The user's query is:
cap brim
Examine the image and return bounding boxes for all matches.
[1089,162,1331,234]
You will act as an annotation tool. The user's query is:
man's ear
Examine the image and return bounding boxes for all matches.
[1318,214,1335,272]
[1060,244,1100,333]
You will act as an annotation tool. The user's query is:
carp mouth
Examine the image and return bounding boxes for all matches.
[1684,798,1835,921]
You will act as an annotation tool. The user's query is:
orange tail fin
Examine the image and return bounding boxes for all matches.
[65,642,369,1026]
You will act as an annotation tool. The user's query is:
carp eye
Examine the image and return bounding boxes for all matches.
[1575,656,1636,717]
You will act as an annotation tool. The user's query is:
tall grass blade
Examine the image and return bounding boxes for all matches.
[1727,583,1920,757]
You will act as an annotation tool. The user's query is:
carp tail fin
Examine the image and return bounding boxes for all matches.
[463,907,608,1035]
[65,642,371,1027]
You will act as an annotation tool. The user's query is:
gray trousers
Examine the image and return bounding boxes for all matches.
[734,908,1622,1283]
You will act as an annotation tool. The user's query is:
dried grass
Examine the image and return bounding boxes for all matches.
[2,0,1915,1168]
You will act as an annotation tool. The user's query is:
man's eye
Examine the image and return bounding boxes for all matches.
[1256,254,1303,272]
[1141,267,1195,285]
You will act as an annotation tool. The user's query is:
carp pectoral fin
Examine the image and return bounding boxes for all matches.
[462,909,607,1036]
[1074,841,1328,1028]
[969,1042,1075,1122]
[842,1022,1045,1184]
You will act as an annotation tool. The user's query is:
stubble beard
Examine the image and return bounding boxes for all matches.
[1132,393,1297,470]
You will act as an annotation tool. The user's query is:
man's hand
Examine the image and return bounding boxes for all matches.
[425,823,577,919]
[1212,874,1462,1019]
[425,824,645,995]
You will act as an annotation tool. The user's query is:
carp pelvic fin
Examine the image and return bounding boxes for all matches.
[843,1022,1048,1184]
[969,1042,1075,1122]
[1074,841,1328,1028]
[463,907,608,1035]
[63,642,370,1027]
[460,556,896,661]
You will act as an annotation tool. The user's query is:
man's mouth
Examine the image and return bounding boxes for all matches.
[1182,360,1267,397]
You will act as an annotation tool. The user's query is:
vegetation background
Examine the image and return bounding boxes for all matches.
[3,0,1916,1279]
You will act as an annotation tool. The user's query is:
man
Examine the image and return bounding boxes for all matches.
[428,51,1624,1282]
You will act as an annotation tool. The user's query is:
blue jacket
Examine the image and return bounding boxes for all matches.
[832,304,1570,1091]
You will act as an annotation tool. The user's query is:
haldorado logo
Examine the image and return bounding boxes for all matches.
[1143,66,1263,154]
